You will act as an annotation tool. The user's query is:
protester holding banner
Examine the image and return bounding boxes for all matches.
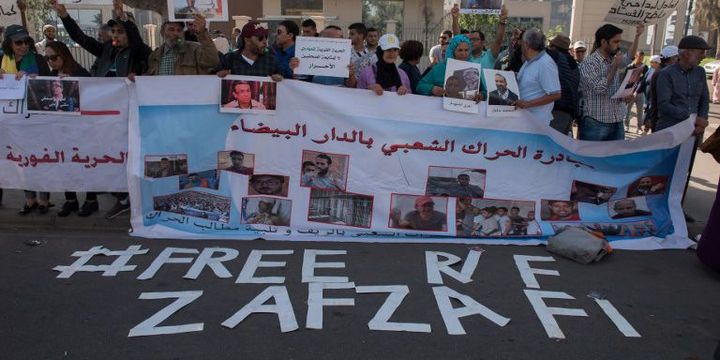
[216,21,282,81]
[578,23,644,141]
[51,0,150,78]
[146,15,219,76]
[452,4,508,74]
[546,34,580,135]
[417,34,482,101]
[645,46,679,132]
[357,34,411,96]
[0,24,54,215]
[514,28,561,125]
[399,40,424,94]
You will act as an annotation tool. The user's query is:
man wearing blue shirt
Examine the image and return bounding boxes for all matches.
[515,28,561,125]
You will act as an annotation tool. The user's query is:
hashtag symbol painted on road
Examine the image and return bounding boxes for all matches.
[53,245,149,279]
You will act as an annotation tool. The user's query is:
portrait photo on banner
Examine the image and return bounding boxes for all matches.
[300,150,349,191]
[456,198,538,237]
[169,0,228,21]
[217,150,254,175]
[179,170,220,190]
[484,69,519,116]
[443,58,482,114]
[460,0,502,14]
[425,166,486,198]
[389,194,448,232]
[241,197,292,226]
[248,174,290,197]
[540,199,581,221]
[153,191,231,223]
[609,196,653,219]
[627,175,667,197]
[219,76,277,114]
[144,154,188,178]
[552,220,658,238]
[570,180,618,205]
[308,189,374,228]
[26,77,81,115]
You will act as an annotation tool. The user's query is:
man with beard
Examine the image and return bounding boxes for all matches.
[302,154,343,190]
[146,15,218,75]
[612,199,651,219]
[445,173,484,197]
[35,24,56,55]
[392,196,447,231]
[246,199,287,225]
[224,151,253,175]
[546,200,580,221]
[249,175,286,196]
[488,73,518,106]
[216,21,282,80]
[629,176,665,196]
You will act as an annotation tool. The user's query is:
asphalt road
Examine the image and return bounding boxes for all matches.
[1,229,719,360]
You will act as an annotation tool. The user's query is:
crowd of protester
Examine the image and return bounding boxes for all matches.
[0,0,718,272]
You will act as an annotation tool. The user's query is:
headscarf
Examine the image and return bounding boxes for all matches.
[375,47,402,90]
[444,35,473,61]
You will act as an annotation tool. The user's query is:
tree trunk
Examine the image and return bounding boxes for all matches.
[123,0,167,17]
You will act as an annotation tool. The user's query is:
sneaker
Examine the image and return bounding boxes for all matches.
[57,201,79,217]
[105,201,130,220]
[77,201,99,217]
[18,203,38,215]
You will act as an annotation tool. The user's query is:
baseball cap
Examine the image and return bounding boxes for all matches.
[5,24,30,42]
[678,35,711,50]
[660,45,679,59]
[572,41,586,50]
[550,34,571,51]
[379,33,400,50]
[649,55,662,63]
[42,24,56,32]
[415,196,435,208]
[241,21,268,39]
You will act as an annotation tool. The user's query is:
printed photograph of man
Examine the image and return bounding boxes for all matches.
[541,200,581,221]
[443,75,466,100]
[487,72,518,106]
[179,170,220,190]
[390,195,448,232]
[170,0,227,21]
[456,198,536,237]
[525,210,541,236]
[460,0,502,13]
[308,189,374,228]
[570,180,617,205]
[153,191,231,223]
[300,151,348,191]
[455,68,480,96]
[241,197,291,226]
[27,78,81,115]
[425,166,486,198]
[610,198,652,219]
[144,154,188,178]
[220,78,277,113]
[217,150,254,175]
[627,176,667,197]
[248,174,289,197]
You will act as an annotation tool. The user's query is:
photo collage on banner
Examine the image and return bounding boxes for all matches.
[26,77,81,115]
[220,76,277,114]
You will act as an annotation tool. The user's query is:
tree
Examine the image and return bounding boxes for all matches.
[695,0,720,57]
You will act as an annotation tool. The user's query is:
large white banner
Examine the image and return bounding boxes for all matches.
[128,76,695,249]
[0,78,129,192]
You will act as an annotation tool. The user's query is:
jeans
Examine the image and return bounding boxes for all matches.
[624,93,645,129]
[578,116,625,141]
[550,110,573,136]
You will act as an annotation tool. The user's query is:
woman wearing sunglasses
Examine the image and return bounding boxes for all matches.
[43,41,100,217]
[1,24,54,215]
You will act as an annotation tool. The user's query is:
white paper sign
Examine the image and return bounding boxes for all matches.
[0,0,22,26]
[295,36,352,78]
[443,58,482,114]
[460,0,502,14]
[484,69,519,117]
[604,0,683,25]
[0,75,27,100]
[612,66,645,99]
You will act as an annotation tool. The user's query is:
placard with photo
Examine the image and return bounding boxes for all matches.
[168,0,228,21]
[26,77,81,115]
[219,75,276,114]
[443,58,482,114]
[484,69,519,116]
[460,0,503,14]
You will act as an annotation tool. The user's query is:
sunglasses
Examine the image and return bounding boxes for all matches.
[13,39,30,46]
[44,54,60,62]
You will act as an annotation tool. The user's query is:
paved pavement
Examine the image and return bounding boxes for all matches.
[0,230,718,359]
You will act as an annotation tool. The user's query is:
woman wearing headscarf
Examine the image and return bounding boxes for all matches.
[357,34,411,96]
[416,34,483,101]
[0,25,53,215]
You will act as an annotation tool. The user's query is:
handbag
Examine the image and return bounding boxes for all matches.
[700,127,720,164]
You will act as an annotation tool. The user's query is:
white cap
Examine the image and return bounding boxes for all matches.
[573,41,587,49]
[649,55,662,63]
[379,33,400,50]
[661,45,679,59]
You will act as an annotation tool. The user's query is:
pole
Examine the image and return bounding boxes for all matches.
[683,0,694,37]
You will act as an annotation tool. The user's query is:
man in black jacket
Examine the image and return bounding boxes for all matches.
[546,34,580,136]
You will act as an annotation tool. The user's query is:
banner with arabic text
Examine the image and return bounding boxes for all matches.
[0,78,129,192]
[129,76,695,249]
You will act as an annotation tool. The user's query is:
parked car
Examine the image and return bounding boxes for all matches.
[705,60,720,79]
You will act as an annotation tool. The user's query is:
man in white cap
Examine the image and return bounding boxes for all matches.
[645,45,681,132]
[660,45,679,66]
[572,40,587,63]
[35,24,57,55]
